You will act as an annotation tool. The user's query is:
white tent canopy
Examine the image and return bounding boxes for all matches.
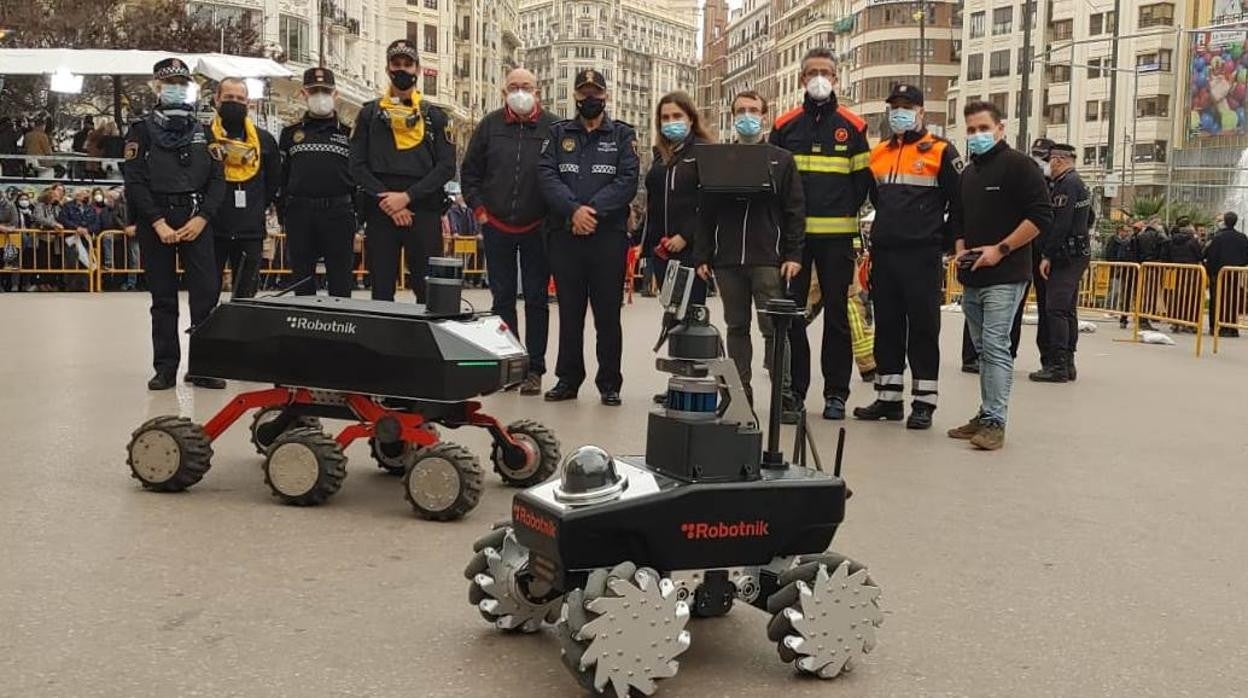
[0,48,291,80]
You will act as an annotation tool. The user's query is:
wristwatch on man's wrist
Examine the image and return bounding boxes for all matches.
[997,241,1012,256]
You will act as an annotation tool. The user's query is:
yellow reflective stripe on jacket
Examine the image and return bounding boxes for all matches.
[850,152,870,171]
[794,153,872,174]
[805,216,859,234]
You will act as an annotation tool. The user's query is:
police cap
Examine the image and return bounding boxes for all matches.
[886,83,924,106]
[153,57,192,82]
[386,39,420,63]
[574,69,607,91]
[1050,143,1076,159]
[1030,138,1056,159]
[303,67,336,88]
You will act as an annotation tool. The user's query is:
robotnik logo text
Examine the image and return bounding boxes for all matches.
[286,316,358,335]
[681,520,770,540]
[513,503,557,538]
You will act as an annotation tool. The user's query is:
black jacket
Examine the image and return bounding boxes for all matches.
[1105,235,1134,262]
[957,140,1053,287]
[641,135,705,263]
[460,107,556,229]
[537,115,640,234]
[1164,229,1204,264]
[1042,168,1092,260]
[278,114,354,201]
[349,97,454,211]
[1204,226,1248,276]
[693,143,804,269]
[214,124,280,237]
[1133,226,1168,262]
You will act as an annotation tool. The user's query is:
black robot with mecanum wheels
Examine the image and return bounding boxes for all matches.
[465,263,883,696]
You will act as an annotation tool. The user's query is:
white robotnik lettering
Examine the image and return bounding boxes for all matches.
[286,316,358,334]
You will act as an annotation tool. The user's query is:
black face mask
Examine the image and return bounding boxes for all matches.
[576,96,606,120]
[218,101,248,132]
[389,70,417,91]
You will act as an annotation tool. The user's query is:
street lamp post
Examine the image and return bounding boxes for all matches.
[914,1,926,96]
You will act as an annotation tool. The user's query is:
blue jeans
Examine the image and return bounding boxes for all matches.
[962,281,1029,426]
[482,223,550,375]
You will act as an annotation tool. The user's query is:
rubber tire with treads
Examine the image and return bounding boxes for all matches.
[402,441,483,520]
[492,419,561,488]
[262,427,348,506]
[126,416,214,492]
[249,406,322,455]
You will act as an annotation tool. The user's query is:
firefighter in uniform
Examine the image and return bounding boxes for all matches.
[769,48,872,420]
[123,57,226,391]
[349,39,455,303]
[279,67,356,297]
[853,84,963,430]
[537,68,640,406]
[1029,143,1092,383]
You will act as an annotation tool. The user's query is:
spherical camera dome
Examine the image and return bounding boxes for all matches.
[554,445,627,505]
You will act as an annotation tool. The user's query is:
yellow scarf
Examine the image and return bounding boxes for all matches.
[210,117,261,182]
[380,88,426,151]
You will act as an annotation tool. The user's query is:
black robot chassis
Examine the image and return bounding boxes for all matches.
[125,262,561,520]
[464,263,882,695]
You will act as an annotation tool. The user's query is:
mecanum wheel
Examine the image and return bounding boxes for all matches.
[464,526,563,632]
[262,427,348,506]
[126,416,213,492]
[402,441,483,520]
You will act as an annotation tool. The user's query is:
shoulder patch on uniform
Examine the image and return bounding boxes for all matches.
[124,141,139,161]
[834,127,849,143]
[1053,193,1069,207]
[836,105,867,132]
[540,138,550,154]
[952,157,966,174]
[773,106,804,131]
[561,137,576,152]
[207,143,225,162]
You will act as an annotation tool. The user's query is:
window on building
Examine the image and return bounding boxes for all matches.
[970,11,985,38]
[1083,146,1097,165]
[424,71,438,96]
[1086,100,1099,121]
[989,92,1009,118]
[1101,100,1111,118]
[424,24,438,53]
[1139,3,1174,27]
[951,39,962,62]
[967,53,983,80]
[1047,64,1071,83]
[948,98,957,125]
[425,0,437,8]
[1049,19,1072,41]
[992,7,1013,35]
[1017,49,1029,75]
[1088,58,1102,79]
[1047,103,1068,125]
[280,15,310,63]
[1133,140,1168,162]
[406,20,420,46]
[990,49,1010,77]
[1090,12,1105,34]
[1016,90,1031,119]
[1137,50,1173,72]
[1137,95,1170,117]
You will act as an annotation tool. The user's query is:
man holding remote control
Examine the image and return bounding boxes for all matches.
[948,101,1053,451]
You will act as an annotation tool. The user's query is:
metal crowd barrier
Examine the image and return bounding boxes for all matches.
[1078,261,1139,317]
[1213,266,1248,354]
[1134,262,1208,356]
[1,228,97,292]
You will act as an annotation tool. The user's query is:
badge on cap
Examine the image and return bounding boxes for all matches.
[562,137,576,152]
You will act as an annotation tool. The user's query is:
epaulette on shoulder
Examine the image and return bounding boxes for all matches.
[836,105,866,132]
[613,118,635,130]
[773,106,804,131]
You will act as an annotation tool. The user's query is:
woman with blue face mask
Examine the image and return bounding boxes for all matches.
[642,91,711,403]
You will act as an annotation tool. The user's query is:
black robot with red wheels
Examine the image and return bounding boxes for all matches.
[465,263,882,695]
[125,258,560,520]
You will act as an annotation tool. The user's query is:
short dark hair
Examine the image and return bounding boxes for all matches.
[964,100,1003,123]
[731,90,768,114]
[801,48,836,71]
[1226,212,1239,229]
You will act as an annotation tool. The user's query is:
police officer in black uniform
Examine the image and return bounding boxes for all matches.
[349,39,455,303]
[123,58,226,391]
[1029,143,1091,383]
[279,67,356,297]
[537,69,640,406]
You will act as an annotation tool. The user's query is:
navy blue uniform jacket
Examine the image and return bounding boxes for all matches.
[537,116,640,233]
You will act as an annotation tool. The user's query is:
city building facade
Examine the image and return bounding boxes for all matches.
[698,0,731,141]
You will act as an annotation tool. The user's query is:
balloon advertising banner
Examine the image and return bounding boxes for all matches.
[1190,29,1248,137]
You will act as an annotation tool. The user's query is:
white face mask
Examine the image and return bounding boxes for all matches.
[307,93,335,116]
[506,89,536,115]
[806,75,833,102]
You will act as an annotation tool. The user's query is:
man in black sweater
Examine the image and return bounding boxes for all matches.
[947,101,1053,451]
[1205,211,1248,336]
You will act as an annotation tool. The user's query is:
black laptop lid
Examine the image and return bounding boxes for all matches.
[695,143,775,194]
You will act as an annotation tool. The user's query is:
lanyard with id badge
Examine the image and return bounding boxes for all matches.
[234,187,247,209]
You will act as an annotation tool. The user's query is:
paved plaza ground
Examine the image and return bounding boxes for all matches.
[1,290,1245,698]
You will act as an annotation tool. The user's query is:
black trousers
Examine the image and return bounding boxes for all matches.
[366,207,442,303]
[1043,256,1088,357]
[788,236,855,401]
[482,223,550,375]
[1212,273,1241,334]
[715,264,788,404]
[213,233,262,299]
[870,246,943,406]
[137,207,219,376]
[287,203,356,297]
[963,292,1025,364]
[550,230,627,393]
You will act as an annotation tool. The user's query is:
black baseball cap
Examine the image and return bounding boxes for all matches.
[153,57,192,81]
[885,83,924,106]
[574,69,607,90]
[1030,138,1056,159]
[1050,143,1076,158]
[303,67,336,88]
[386,39,419,62]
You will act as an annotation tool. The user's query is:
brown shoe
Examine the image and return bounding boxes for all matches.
[519,373,542,396]
[970,423,1005,450]
[946,415,983,440]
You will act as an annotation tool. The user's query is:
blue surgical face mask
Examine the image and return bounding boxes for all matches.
[967,131,997,156]
[160,83,190,106]
[888,108,918,135]
[734,114,763,139]
[661,120,689,142]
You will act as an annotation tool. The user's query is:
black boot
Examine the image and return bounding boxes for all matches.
[1029,352,1070,383]
[906,403,935,430]
[1066,354,1077,382]
[852,400,903,422]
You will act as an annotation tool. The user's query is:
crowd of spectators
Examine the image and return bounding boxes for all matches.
[0,114,126,181]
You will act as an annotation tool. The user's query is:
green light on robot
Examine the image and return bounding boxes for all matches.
[457,361,498,366]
